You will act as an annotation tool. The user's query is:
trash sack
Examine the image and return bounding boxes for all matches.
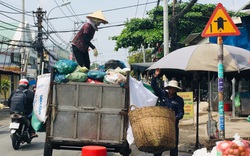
[53,59,78,74]
[104,59,126,70]
[247,115,250,122]
[235,93,241,108]
[143,83,155,94]
[86,78,103,84]
[192,148,211,156]
[74,65,89,73]
[97,65,106,72]
[31,112,45,132]
[87,70,106,81]
[103,71,126,86]
[33,74,51,123]
[66,72,88,82]
[54,73,69,83]
[127,76,158,145]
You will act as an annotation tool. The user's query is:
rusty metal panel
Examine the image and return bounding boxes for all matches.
[78,84,102,107]
[76,112,98,140]
[102,86,125,109]
[53,111,75,138]
[100,113,123,141]
[51,82,127,145]
[56,83,77,106]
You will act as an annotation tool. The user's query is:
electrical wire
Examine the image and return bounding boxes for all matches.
[0,20,37,32]
[0,1,33,17]
[135,0,140,17]
[49,1,158,20]
[0,12,36,28]
[53,0,74,22]
[143,0,149,17]
[62,0,82,22]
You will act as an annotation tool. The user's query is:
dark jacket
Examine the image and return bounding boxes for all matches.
[151,77,184,122]
[72,22,96,52]
[7,86,35,116]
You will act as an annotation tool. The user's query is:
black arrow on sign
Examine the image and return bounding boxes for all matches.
[214,17,227,30]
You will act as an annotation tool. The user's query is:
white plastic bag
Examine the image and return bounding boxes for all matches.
[33,73,51,122]
[127,76,158,145]
[129,76,158,108]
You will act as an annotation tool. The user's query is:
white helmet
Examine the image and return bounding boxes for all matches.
[19,79,29,86]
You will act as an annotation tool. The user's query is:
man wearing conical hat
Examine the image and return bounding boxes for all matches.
[71,10,108,69]
[151,68,184,156]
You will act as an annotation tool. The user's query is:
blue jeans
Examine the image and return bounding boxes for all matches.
[154,126,179,156]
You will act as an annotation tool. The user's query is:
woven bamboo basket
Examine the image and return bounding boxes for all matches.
[129,105,176,154]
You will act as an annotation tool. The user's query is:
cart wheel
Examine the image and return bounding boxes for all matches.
[44,142,53,156]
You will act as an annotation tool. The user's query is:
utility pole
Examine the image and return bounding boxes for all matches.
[33,8,46,75]
[163,0,169,55]
[21,0,26,78]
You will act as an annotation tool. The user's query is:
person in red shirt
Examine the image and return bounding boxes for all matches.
[71,10,108,69]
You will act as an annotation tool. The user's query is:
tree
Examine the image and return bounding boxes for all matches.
[128,49,152,64]
[112,1,246,54]
[0,79,11,104]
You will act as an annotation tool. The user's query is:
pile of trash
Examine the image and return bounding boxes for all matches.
[53,59,129,87]
[193,133,250,156]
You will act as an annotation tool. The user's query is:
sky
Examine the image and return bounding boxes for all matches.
[0,0,249,67]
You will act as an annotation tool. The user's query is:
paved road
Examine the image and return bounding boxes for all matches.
[0,125,121,156]
[0,108,192,156]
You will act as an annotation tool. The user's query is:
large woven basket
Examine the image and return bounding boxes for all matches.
[129,105,176,154]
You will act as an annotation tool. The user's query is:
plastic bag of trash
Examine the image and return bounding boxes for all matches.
[192,148,211,156]
[87,70,106,81]
[74,65,89,73]
[31,112,45,132]
[66,72,88,82]
[103,71,126,86]
[53,59,78,74]
[235,93,241,108]
[54,73,69,83]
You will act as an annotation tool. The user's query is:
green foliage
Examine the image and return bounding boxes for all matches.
[112,2,247,57]
[0,79,11,102]
[128,49,153,64]
[112,7,164,51]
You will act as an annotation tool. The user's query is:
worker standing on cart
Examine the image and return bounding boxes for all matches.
[151,68,184,156]
[71,10,108,69]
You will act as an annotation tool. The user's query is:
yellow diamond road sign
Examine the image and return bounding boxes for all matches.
[202,3,240,37]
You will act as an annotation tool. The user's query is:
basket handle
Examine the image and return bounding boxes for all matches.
[129,104,138,110]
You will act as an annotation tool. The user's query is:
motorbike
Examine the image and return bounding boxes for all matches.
[9,113,32,150]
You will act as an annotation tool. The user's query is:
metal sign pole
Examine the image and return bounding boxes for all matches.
[217,36,225,139]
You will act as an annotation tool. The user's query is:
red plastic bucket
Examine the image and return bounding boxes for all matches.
[224,103,231,111]
[82,146,107,156]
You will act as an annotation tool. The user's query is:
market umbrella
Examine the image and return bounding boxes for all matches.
[148,43,250,72]
[147,43,250,149]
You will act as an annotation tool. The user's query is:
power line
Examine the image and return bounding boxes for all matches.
[135,0,140,17]
[61,0,82,22]
[143,0,149,17]
[49,1,158,20]
[0,1,33,17]
[0,12,36,28]
[53,0,74,22]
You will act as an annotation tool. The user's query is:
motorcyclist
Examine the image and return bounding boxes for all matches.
[7,78,38,138]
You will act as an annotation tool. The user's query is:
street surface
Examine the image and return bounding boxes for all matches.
[0,126,84,156]
[0,107,192,156]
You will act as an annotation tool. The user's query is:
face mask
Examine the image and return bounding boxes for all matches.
[92,19,102,26]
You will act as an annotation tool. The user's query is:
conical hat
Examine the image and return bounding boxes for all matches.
[86,10,108,24]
